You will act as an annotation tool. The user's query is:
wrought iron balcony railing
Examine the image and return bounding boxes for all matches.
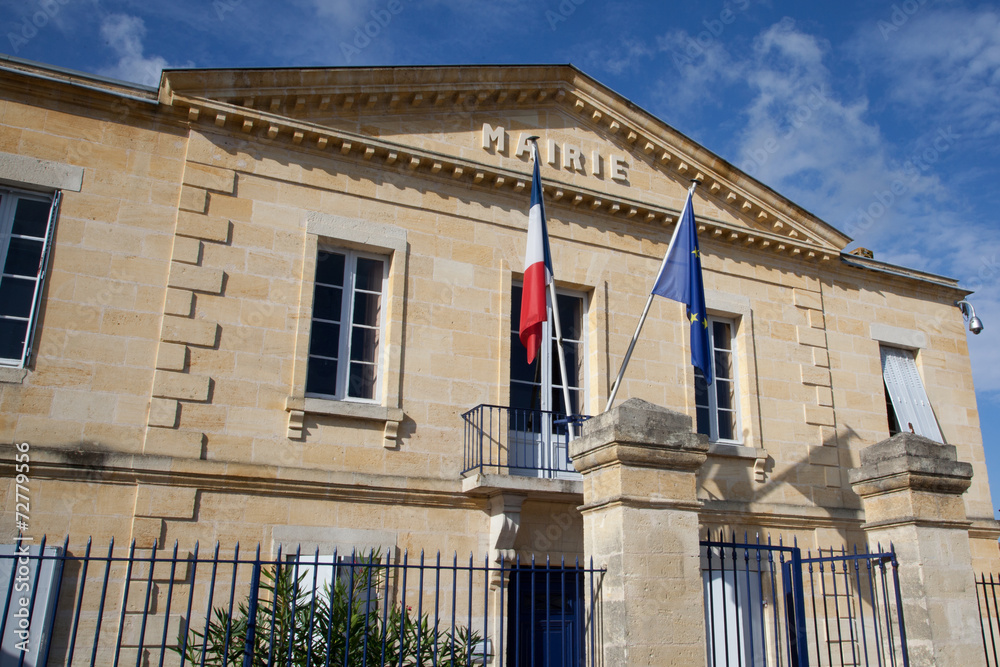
[461,404,590,479]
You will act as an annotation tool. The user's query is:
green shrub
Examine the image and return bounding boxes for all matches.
[176,556,483,667]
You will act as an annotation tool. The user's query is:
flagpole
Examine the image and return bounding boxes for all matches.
[548,279,577,439]
[605,180,700,413]
[529,138,577,440]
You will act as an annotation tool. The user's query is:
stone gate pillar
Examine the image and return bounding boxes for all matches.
[849,432,980,666]
[569,398,708,666]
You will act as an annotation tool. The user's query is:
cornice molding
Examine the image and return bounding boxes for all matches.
[170,90,838,262]
[0,447,479,510]
[2,59,850,258]
[161,65,851,251]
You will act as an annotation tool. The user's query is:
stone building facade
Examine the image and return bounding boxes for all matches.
[0,58,995,663]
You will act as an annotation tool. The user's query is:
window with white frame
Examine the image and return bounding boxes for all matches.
[695,317,740,443]
[0,188,59,369]
[880,345,942,442]
[703,564,765,666]
[306,248,387,401]
[509,284,586,417]
[290,552,383,613]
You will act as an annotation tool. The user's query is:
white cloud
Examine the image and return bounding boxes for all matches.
[721,17,1000,396]
[711,18,946,239]
[582,38,655,76]
[306,0,378,25]
[856,7,1000,139]
[97,14,177,87]
[653,27,743,110]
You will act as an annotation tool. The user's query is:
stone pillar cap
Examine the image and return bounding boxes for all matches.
[849,432,973,494]
[859,432,959,466]
[582,398,703,446]
[569,398,708,472]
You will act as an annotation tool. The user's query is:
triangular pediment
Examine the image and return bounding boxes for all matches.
[162,65,850,257]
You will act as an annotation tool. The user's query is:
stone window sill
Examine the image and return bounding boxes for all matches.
[708,442,769,482]
[0,367,27,384]
[285,396,404,448]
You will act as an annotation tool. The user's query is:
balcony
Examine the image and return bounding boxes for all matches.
[461,404,590,497]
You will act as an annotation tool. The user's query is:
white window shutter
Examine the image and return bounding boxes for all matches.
[880,347,943,442]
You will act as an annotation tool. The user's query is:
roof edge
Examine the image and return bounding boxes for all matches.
[839,253,969,294]
[0,53,159,103]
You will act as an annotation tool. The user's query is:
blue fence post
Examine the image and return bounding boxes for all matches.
[890,545,910,667]
[242,546,261,667]
[789,543,810,667]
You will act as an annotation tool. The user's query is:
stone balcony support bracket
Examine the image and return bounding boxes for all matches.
[487,493,526,568]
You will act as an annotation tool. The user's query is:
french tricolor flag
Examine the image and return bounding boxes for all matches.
[519,143,553,365]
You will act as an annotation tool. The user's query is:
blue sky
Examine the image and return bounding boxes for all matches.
[4,0,1000,513]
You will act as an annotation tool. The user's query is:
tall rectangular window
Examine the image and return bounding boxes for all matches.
[290,553,382,614]
[880,346,942,441]
[306,248,386,401]
[507,284,586,478]
[509,285,585,417]
[0,189,58,369]
[695,317,740,443]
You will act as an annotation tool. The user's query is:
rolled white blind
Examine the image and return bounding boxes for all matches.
[880,346,943,442]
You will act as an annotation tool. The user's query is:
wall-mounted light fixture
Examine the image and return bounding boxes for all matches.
[956,300,984,335]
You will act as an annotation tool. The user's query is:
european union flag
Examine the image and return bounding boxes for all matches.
[650,188,713,385]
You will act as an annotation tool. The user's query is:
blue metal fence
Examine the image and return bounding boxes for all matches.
[0,536,605,666]
[461,404,589,478]
[977,572,1000,666]
[701,533,909,667]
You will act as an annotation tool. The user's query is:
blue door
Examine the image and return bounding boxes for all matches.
[507,568,584,666]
